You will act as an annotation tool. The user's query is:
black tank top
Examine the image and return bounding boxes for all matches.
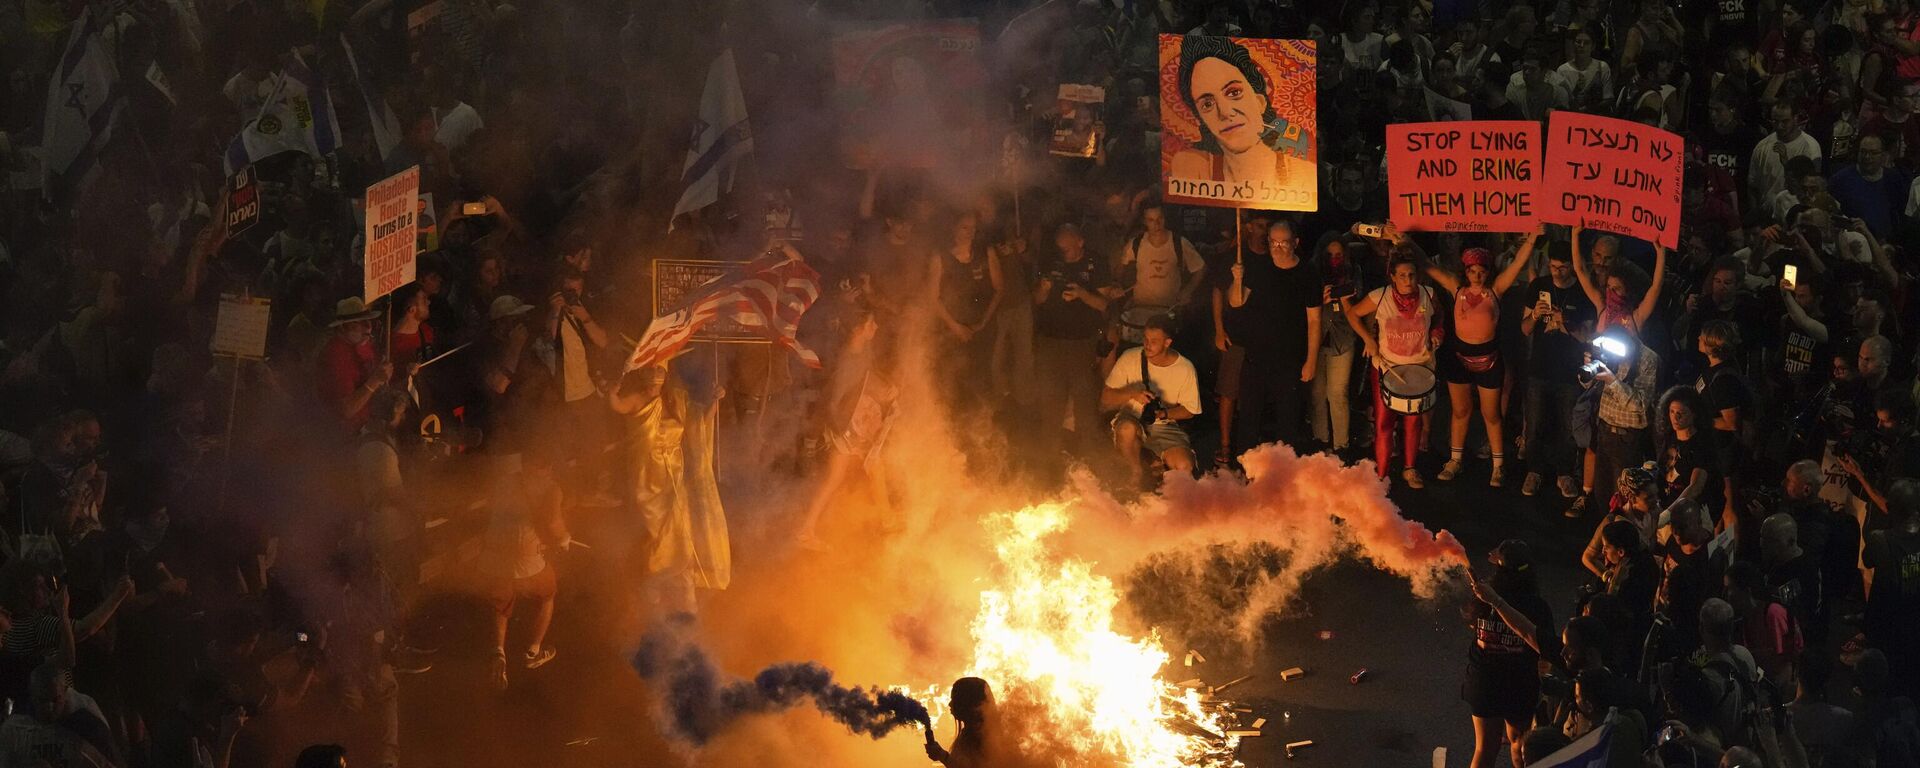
[939,243,993,326]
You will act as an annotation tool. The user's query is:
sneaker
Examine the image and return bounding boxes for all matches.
[1556,476,1580,499]
[490,650,508,689]
[1521,472,1542,496]
[1436,460,1463,481]
[1401,468,1425,489]
[1476,443,1491,460]
[1564,495,1590,519]
[524,646,558,669]
[1489,466,1505,488]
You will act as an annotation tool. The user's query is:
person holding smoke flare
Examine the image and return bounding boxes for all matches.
[925,677,1002,768]
[1169,35,1315,190]
[1463,541,1553,768]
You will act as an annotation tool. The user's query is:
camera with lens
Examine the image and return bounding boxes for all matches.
[1576,335,1632,386]
[1138,393,1166,424]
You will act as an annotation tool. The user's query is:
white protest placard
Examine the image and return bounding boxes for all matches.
[362,166,420,302]
[211,295,272,358]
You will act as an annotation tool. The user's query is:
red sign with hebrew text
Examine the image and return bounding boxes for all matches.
[1542,111,1684,248]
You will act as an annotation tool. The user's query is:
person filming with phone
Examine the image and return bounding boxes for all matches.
[1521,241,1597,500]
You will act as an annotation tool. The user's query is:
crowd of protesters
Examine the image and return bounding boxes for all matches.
[5,0,1920,765]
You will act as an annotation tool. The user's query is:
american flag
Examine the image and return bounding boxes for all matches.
[625,252,822,372]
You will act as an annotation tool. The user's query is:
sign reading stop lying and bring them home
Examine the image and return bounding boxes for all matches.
[362,165,420,302]
[1387,120,1540,233]
[1542,111,1685,249]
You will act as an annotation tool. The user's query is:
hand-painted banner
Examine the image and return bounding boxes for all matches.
[1542,111,1685,248]
[1387,121,1541,233]
[362,166,419,302]
[1158,34,1317,211]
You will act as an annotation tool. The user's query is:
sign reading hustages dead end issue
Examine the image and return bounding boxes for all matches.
[1542,111,1685,248]
[1387,121,1541,233]
[362,166,420,302]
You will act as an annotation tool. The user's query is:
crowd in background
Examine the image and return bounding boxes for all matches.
[4,0,1920,765]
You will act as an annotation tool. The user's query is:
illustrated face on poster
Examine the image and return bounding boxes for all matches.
[1159,34,1317,210]
[833,21,983,169]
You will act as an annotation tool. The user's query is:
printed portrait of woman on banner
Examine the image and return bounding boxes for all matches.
[1159,34,1318,210]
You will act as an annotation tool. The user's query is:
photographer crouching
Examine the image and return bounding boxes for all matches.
[1100,315,1201,491]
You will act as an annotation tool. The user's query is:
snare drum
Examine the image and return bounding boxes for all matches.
[1117,304,1173,345]
[1382,364,1437,415]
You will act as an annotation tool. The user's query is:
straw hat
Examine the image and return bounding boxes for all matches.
[329,297,383,326]
[488,295,535,321]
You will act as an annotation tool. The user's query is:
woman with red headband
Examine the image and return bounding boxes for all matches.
[1424,229,1541,487]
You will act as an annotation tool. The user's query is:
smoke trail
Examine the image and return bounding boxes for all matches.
[634,625,931,748]
[1064,442,1467,651]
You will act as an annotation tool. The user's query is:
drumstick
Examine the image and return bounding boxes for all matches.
[417,342,472,369]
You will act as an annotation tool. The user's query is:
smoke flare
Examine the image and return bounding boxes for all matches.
[634,624,931,747]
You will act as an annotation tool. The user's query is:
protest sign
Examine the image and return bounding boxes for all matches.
[1543,111,1685,248]
[226,166,261,235]
[362,166,419,302]
[211,295,271,358]
[1159,35,1317,210]
[652,259,768,343]
[832,20,984,169]
[1387,121,1541,233]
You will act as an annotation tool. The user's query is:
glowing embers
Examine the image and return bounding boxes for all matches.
[957,502,1247,767]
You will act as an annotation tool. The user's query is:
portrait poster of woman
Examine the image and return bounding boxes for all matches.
[1159,34,1318,210]
[832,20,985,170]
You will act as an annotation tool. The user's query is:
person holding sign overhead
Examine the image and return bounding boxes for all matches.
[1344,230,1441,488]
[1423,230,1541,487]
[1170,36,1315,191]
[1571,224,1666,337]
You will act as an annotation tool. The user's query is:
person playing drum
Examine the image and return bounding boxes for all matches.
[1344,247,1441,488]
[1422,229,1542,488]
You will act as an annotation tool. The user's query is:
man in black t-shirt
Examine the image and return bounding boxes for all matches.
[1694,95,1763,198]
[1033,223,1115,455]
[1220,219,1321,453]
[1520,243,1596,498]
[1695,319,1756,439]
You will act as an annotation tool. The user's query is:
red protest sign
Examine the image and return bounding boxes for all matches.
[1542,111,1685,248]
[1387,121,1541,233]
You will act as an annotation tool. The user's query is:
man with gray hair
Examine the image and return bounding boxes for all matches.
[1778,460,1861,633]
[1761,512,1826,642]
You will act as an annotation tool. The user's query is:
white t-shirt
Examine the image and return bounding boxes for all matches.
[1749,132,1824,202]
[1366,286,1436,367]
[1556,59,1613,108]
[1104,348,1203,418]
[434,102,484,150]
[1121,233,1204,307]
